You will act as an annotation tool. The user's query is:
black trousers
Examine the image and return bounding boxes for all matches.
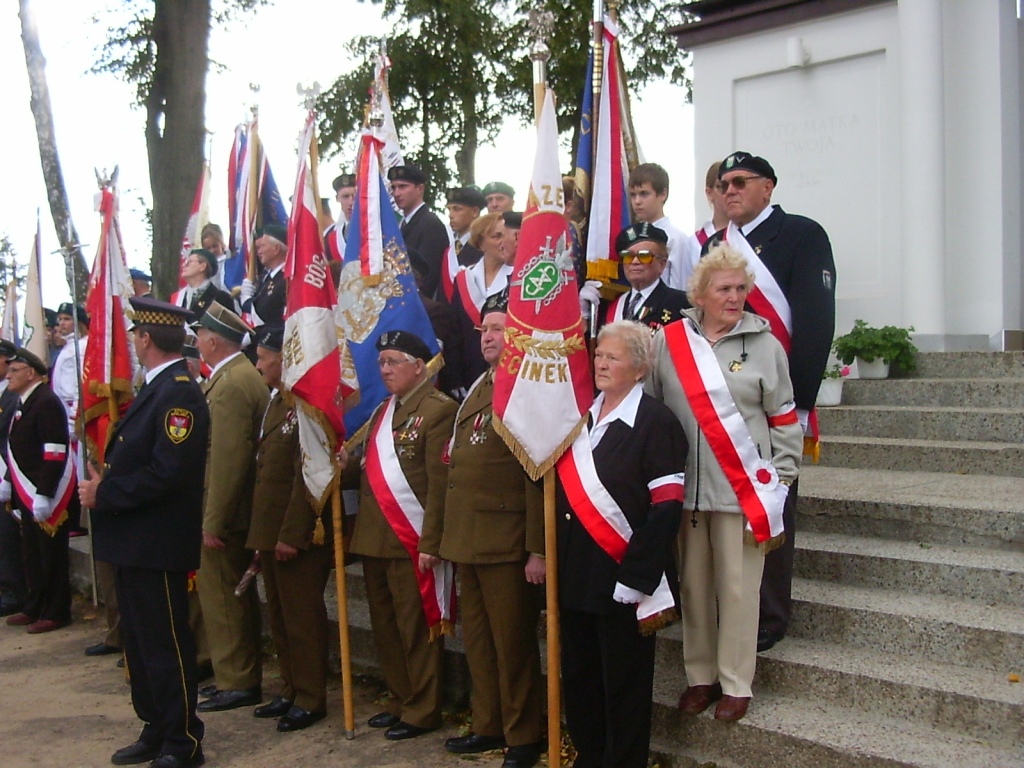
[117,566,204,760]
[20,514,70,623]
[759,477,798,637]
[560,605,656,768]
[0,508,26,602]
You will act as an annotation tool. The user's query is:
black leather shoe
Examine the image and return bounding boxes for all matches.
[384,721,437,740]
[196,687,262,712]
[111,740,160,765]
[757,629,783,653]
[445,733,506,754]
[198,684,217,698]
[86,642,122,657]
[276,705,326,732]
[367,711,399,729]
[254,696,293,718]
[502,742,542,768]
[148,750,205,768]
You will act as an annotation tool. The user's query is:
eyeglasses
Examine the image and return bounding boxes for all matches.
[618,250,658,264]
[715,175,764,193]
[7,365,30,374]
[378,356,415,369]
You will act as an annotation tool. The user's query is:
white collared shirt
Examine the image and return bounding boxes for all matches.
[623,281,660,317]
[740,204,775,236]
[402,202,425,225]
[209,351,243,379]
[588,382,643,449]
[144,358,179,385]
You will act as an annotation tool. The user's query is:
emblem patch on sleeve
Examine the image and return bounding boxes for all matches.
[165,409,194,444]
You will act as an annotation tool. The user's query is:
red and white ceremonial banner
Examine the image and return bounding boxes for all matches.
[81,183,136,465]
[663,319,789,543]
[1,281,17,344]
[352,133,388,280]
[364,396,455,636]
[177,162,211,289]
[492,88,593,480]
[557,427,682,632]
[23,216,48,362]
[283,112,346,513]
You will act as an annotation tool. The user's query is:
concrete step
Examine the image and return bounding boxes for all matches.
[912,351,1024,379]
[818,404,1024,443]
[790,578,1024,673]
[798,466,1024,551]
[818,434,1024,477]
[841,378,1024,408]
[795,530,1024,607]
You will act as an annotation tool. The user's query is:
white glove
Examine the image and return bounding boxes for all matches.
[579,280,602,315]
[0,481,10,503]
[239,278,256,303]
[795,408,810,435]
[32,494,52,524]
[612,582,646,605]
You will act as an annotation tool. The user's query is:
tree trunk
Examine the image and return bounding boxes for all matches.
[454,92,477,186]
[147,0,210,300]
[19,0,90,303]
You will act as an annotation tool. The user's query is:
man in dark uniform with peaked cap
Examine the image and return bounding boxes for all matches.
[80,296,210,768]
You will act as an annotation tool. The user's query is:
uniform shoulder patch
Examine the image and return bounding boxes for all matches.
[174,375,191,382]
[165,408,194,444]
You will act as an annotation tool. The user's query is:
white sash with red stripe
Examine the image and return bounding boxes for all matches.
[7,442,76,536]
[723,221,792,353]
[663,319,787,543]
[695,220,716,247]
[440,245,459,303]
[556,427,683,631]
[454,263,510,326]
[363,395,455,635]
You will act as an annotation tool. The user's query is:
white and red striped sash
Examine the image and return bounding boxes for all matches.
[662,319,788,543]
[556,427,683,629]
[453,268,485,326]
[363,395,455,633]
[723,221,792,354]
[603,293,626,326]
[695,220,716,247]
[7,442,76,536]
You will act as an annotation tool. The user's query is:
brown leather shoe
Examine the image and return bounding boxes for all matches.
[714,695,750,721]
[6,612,36,626]
[677,682,722,714]
[27,619,64,634]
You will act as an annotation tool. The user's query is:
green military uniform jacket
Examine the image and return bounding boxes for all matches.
[349,383,456,559]
[202,353,269,537]
[246,391,321,551]
[439,371,544,564]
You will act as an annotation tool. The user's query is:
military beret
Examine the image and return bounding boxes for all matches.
[190,247,219,277]
[615,222,669,253]
[0,339,16,359]
[482,181,515,199]
[480,288,509,321]
[501,211,523,230]
[129,296,194,330]
[181,336,200,360]
[446,186,487,210]
[44,308,58,328]
[256,325,284,352]
[57,302,89,328]
[718,151,777,185]
[332,172,356,191]
[129,267,152,282]
[376,329,432,362]
[192,300,250,345]
[10,347,48,376]
[387,165,427,185]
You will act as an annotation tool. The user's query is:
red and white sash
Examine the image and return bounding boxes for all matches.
[694,220,716,247]
[603,293,626,325]
[440,244,459,303]
[556,427,683,633]
[454,264,510,326]
[363,395,455,636]
[663,319,789,543]
[7,442,76,536]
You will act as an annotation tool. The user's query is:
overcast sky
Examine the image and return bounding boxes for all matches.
[0,0,694,308]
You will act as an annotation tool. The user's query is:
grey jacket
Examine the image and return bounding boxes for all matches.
[646,310,803,514]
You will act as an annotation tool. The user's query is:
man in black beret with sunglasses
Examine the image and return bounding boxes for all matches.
[704,151,836,654]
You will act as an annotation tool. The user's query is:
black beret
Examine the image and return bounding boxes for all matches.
[332,172,356,192]
[480,288,509,321]
[501,211,523,230]
[376,330,432,362]
[57,302,89,328]
[190,247,219,277]
[0,339,16,359]
[718,151,777,185]
[387,165,427,185]
[446,186,487,210]
[10,347,48,376]
[259,223,288,244]
[44,308,58,328]
[129,296,194,329]
[482,181,515,198]
[256,325,284,352]
[615,222,669,253]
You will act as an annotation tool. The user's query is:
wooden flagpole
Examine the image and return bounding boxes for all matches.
[543,469,560,764]
[330,485,356,738]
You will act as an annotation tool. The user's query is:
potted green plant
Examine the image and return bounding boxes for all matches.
[832,319,918,379]
[816,363,850,406]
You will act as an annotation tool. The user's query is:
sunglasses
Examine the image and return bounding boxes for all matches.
[715,175,764,193]
[618,250,659,264]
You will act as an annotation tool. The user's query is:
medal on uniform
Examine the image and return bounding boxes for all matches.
[281,408,296,434]
[728,360,743,372]
[470,413,490,444]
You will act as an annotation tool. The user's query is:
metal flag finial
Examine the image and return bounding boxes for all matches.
[298,81,322,111]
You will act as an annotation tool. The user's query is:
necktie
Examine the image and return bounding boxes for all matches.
[626,291,641,319]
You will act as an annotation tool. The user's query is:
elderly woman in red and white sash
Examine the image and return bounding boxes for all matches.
[555,320,687,768]
[646,243,803,722]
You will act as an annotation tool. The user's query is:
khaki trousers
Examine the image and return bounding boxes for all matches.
[680,510,764,698]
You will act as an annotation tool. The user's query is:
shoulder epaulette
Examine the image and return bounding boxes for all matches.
[174,375,191,382]
[428,390,454,404]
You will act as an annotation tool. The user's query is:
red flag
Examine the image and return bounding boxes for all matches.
[492,89,593,480]
[81,182,136,464]
[177,162,211,289]
[283,112,345,515]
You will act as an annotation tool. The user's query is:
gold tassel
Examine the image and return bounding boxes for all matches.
[638,607,679,636]
[312,515,325,546]
[803,435,821,464]
[586,258,620,283]
[745,528,787,553]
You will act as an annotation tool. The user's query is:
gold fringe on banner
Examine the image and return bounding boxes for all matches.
[586,258,620,283]
[745,529,787,554]
[492,413,588,483]
[429,619,455,642]
[638,607,679,637]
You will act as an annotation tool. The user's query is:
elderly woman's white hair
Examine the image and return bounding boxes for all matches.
[686,243,755,306]
[597,320,653,376]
